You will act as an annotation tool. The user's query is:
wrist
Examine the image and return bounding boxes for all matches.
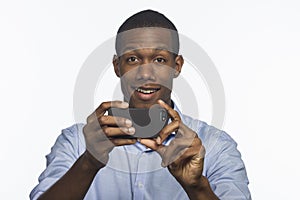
[81,150,105,172]
[183,176,218,200]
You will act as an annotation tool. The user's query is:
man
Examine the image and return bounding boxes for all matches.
[30,10,251,199]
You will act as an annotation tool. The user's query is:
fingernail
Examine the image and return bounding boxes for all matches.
[158,99,164,104]
[125,119,132,126]
[122,102,129,107]
[156,136,161,145]
[128,127,135,135]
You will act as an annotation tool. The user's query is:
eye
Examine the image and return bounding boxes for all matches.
[127,56,139,63]
[154,57,166,63]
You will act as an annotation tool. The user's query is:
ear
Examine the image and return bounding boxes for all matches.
[174,55,184,78]
[112,55,121,77]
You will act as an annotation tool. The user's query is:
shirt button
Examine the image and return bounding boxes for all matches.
[138,182,144,188]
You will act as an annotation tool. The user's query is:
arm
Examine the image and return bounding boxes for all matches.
[204,130,251,199]
[141,100,251,199]
[38,151,103,200]
[34,101,137,200]
[182,176,218,200]
[140,100,219,200]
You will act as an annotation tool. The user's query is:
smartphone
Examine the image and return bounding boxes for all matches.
[107,105,168,138]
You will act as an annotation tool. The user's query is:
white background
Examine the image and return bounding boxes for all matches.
[1,0,300,199]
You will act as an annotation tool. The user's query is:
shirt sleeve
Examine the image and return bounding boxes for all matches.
[204,130,251,200]
[29,124,82,200]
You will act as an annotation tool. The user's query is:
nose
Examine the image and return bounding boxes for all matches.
[136,63,156,81]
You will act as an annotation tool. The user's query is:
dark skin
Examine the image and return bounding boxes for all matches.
[38,101,137,200]
[140,100,217,200]
[38,28,218,200]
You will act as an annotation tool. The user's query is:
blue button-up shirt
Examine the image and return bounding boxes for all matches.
[30,105,251,199]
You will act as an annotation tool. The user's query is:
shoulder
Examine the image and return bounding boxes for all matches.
[57,123,85,146]
[29,123,86,199]
[179,113,235,155]
[174,103,235,154]
[63,123,85,141]
[48,123,86,161]
[180,114,251,198]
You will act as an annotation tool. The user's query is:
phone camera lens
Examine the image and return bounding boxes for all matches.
[160,110,167,121]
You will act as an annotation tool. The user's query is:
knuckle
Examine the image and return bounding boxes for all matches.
[99,102,107,108]
[113,100,122,105]
[176,116,182,123]
[194,137,202,145]
[174,120,180,127]
[160,128,166,136]
[173,110,178,115]
[194,137,202,146]
[122,117,128,125]
[83,125,88,134]
[111,139,119,146]
[172,110,179,117]
[129,139,136,144]
[116,117,124,125]
[122,127,131,134]
[120,117,130,127]
[99,115,108,123]
[120,127,127,134]
[86,114,95,124]
[102,127,110,135]
[99,101,110,110]
[169,139,177,147]
[200,145,206,154]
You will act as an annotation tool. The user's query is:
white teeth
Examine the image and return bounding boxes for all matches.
[136,88,157,94]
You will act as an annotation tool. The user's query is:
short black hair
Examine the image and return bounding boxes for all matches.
[115,10,179,55]
[117,10,178,33]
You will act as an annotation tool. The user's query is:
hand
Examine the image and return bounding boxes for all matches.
[140,100,206,189]
[83,101,137,168]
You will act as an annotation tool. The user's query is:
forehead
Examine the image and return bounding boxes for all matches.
[116,27,177,56]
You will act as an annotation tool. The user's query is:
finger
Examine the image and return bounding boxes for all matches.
[157,99,181,121]
[110,138,137,146]
[177,123,197,139]
[156,99,181,144]
[156,120,180,145]
[139,138,160,151]
[98,115,132,128]
[97,101,129,116]
[169,140,205,169]
[161,138,193,167]
[139,138,167,160]
[87,101,129,123]
[102,126,135,137]
[88,113,132,132]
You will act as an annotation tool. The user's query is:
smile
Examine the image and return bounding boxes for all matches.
[135,87,160,94]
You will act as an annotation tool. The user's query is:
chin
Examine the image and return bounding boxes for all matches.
[129,101,157,109]
[128,96,160,107]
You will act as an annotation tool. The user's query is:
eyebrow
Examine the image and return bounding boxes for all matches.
[120,46,171,55]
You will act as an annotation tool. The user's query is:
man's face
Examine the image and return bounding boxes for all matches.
[113,28,183,108]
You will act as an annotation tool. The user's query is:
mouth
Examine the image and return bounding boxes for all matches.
[135,87,160,94]
[132,85,161,101]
